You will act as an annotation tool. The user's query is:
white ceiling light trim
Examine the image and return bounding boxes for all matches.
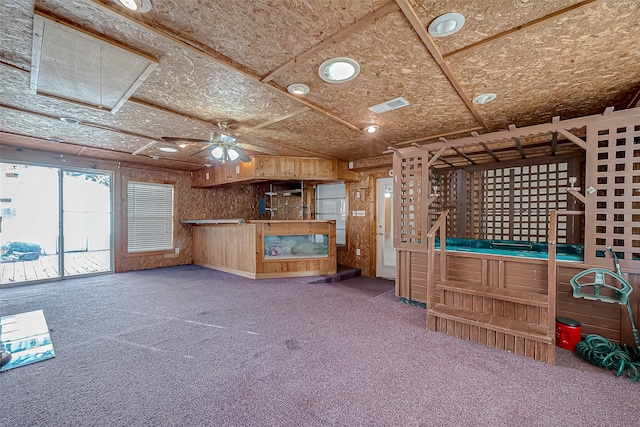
[472,93,497,104]
[428,13,465,37]
[287,83,310,95]
[318,57,360,83]
[158,145,178,153]
[364,124,380,134]
[113,0,152,13]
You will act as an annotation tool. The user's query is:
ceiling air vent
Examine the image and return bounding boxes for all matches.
[368,97,410,114]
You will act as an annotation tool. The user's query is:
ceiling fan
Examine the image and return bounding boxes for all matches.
[161,122,277,163]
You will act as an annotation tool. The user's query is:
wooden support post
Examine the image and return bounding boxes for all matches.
[547,209,558,365]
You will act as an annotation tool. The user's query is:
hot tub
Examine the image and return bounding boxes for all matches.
[435,238,583,262]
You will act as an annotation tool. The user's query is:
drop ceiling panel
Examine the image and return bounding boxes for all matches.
[0,2,33,68]
[135,0,391,76]
[409,0,588,55]
[31,13,158,113]
[131,52,301,129]
[272,11,480,145]
[250,110,387,161]
[447,0,640,130]
[0,67,236,154]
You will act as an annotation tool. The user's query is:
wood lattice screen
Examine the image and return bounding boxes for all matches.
[482,163,570,243]
[586,118,640,269]
[396,155,426,247]
[432,157,582,243]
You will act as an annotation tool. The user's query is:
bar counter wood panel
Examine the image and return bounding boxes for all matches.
[192,220,336,279]
[193,224,257,278]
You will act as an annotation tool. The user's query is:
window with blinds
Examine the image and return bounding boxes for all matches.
[127,181,174,253]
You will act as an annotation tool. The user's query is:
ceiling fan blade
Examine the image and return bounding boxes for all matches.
[238,142,279,156]
[235,147,253,163]
[187,143,216,157]
[161,137,212,143]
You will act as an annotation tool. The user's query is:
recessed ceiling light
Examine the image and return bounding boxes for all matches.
[318,57,360,83]
[428,13,465,37]
[472,93,497,104]
[59,117,82,124]
[113,0,152,13]
[364,124,380,134]
[158,146,178,153]
[287,83,310,95]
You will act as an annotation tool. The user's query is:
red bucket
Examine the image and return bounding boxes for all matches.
[556,317,582,351]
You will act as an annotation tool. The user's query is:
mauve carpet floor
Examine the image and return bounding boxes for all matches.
[1,265,638,427]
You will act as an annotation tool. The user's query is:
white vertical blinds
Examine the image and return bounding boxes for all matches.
[127,181,174,252]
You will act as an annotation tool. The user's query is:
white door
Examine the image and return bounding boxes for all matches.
[376,177,395,279]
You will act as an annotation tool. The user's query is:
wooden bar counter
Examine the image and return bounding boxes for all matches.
[184,219,337,279]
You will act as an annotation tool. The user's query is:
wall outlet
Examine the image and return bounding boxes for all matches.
[205,172,210,180]
[174,247,180,254]
[356,248,361,256]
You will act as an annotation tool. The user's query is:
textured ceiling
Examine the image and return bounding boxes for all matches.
[0,0,638,171]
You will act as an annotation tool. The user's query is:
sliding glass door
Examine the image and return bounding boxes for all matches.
[62,170,112,277]
[0,162,113,285]
[0,163,60,284]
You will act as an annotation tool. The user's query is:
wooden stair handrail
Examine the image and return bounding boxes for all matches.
[547,209,586,365]
[426,210,449,310]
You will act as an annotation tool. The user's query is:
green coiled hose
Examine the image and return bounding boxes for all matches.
[575,334,640,382]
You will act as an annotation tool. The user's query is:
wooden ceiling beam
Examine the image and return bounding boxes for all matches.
[395,126,484,147]
[261,2,399,83]
[442,0,598,59]
[479,142,500,162]
[395,0,490,131]
[451,147,477,165]
[0,131,203,169]
[240,108,310,134]
[513,137,526,159]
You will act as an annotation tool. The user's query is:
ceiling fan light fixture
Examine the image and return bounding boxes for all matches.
[428,13,465,37]
[472,93,497,104]
[113,0,152,12]
[59,117,81,125]
[318,57,360,83]
[211,146,224,160]
[287,83,310,95]
[364,124,380,134]
[227,148,240,161]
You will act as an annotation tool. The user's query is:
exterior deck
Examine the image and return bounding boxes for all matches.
[0,250,111,285]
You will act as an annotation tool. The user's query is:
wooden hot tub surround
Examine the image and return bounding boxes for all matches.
[421,211,556,364]
[393,108,640,364]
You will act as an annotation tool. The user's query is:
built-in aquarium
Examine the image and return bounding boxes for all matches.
[264,234,329,260]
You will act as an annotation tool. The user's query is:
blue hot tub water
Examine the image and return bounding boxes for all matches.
[434,238,584,262]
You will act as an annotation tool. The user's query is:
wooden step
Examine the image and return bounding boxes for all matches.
[428,304,552,344]
[437,280,548,307]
